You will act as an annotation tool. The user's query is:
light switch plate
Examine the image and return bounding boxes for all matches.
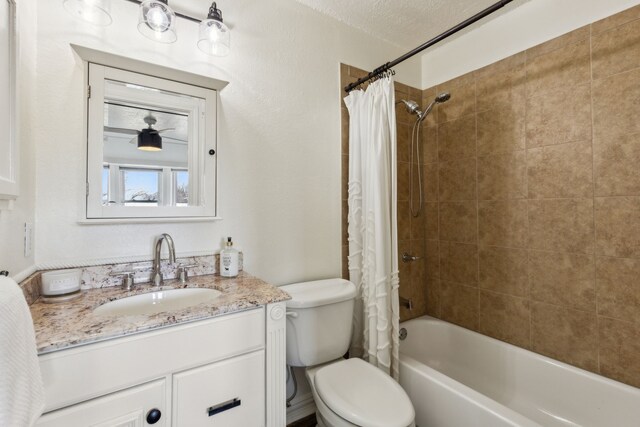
[24,222,33,257]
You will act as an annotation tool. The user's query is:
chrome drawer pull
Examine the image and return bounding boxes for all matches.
[207,398,241,417]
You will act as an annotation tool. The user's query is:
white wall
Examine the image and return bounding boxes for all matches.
[0,0,37,280]
[33,0,421,284]
[421,0,640,88]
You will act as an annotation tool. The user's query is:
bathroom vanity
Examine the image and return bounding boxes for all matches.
[27,272,290,427]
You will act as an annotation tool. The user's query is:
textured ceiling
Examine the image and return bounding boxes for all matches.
[169,1,522,50]
[290,0,508,49]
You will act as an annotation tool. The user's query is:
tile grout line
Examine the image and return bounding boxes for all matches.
[421,95,432,317]
[591,60,640,83]
[442,195,640,202]
[524,48,533,350]
[447,195,611,202]
[434,83,442,319]
[441,238,640,262]
[593,9,640,35]
[589,24,602,375]
[477,283,597,315]
[473,75,481,332]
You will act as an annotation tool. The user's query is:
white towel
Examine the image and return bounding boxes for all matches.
[0,276,45,427]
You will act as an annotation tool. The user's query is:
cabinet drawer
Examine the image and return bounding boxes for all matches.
[37,379,166,427]
[173,350,265,427]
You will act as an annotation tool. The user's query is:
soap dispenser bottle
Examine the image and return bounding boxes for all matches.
[220,237,239,277]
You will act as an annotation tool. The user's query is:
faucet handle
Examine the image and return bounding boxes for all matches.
[109,271,136,291]
[176,264,198,284]
[402,252,422,263]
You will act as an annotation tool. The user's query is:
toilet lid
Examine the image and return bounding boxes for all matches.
[314,358,415,427]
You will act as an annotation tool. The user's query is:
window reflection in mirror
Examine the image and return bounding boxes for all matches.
[102,80,190,207]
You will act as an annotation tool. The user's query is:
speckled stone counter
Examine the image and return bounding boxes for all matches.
[29,272,290,355]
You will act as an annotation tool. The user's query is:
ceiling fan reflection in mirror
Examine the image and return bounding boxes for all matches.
[104,113,177,151]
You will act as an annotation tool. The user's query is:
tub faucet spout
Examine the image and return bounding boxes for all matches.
[152,233,176,286]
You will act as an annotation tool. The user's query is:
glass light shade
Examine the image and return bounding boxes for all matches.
[63,0,112,26]
[197,19,230,57]
[137,0,177,44]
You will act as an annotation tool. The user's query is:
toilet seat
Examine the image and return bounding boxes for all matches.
[314,358,415,427]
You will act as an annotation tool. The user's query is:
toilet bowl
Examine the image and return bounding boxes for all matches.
[282,279,415,427]
[306,358,415,427]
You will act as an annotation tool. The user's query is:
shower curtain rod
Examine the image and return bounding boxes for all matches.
[344,0,514,93]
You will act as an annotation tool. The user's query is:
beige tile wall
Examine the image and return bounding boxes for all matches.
[340,64,428,322]
[421,5,640,388]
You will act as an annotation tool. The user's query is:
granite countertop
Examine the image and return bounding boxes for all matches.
[29,272,290,355]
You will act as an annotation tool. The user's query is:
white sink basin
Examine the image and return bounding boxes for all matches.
[94,288,222,316]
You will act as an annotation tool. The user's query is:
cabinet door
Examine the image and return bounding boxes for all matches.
[173,350,265,427]
[36,379,167,427]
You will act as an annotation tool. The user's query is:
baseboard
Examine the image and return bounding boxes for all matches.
[286,392,316,425]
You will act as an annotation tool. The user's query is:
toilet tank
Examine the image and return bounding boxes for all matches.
[281,279,357,367]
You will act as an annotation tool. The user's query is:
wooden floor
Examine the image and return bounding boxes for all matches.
[287,413,317,427]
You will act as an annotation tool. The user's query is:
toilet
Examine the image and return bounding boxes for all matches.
[282,279,415,427]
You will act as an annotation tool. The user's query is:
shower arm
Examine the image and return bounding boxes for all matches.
[344,0,513,92]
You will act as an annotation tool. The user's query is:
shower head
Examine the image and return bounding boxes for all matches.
[435,92,451,103]
[419,92,451,122]
[399,99,422,116]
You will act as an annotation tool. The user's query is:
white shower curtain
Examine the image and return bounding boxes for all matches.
[344,77,400,380]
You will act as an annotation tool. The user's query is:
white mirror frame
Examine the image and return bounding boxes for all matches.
[73,44,228,224]
[0,0,18,203]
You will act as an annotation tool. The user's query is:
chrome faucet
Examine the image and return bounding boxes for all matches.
[152,233,176,286]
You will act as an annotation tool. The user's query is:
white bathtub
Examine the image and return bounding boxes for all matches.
[398,316,640,427]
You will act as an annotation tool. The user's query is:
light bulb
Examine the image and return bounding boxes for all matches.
[146,7,169,32]
[208,25,223,42]
[138,0,177,43]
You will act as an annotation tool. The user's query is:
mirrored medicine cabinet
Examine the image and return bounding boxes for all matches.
[78,45,227,221]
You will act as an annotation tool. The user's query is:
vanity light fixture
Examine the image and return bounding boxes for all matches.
[137,0,177,43]
[62,0,231,54]
[63,0,113,26]
[197,2,230,57]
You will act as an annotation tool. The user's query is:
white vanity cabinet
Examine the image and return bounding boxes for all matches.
[36,303,287,427]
